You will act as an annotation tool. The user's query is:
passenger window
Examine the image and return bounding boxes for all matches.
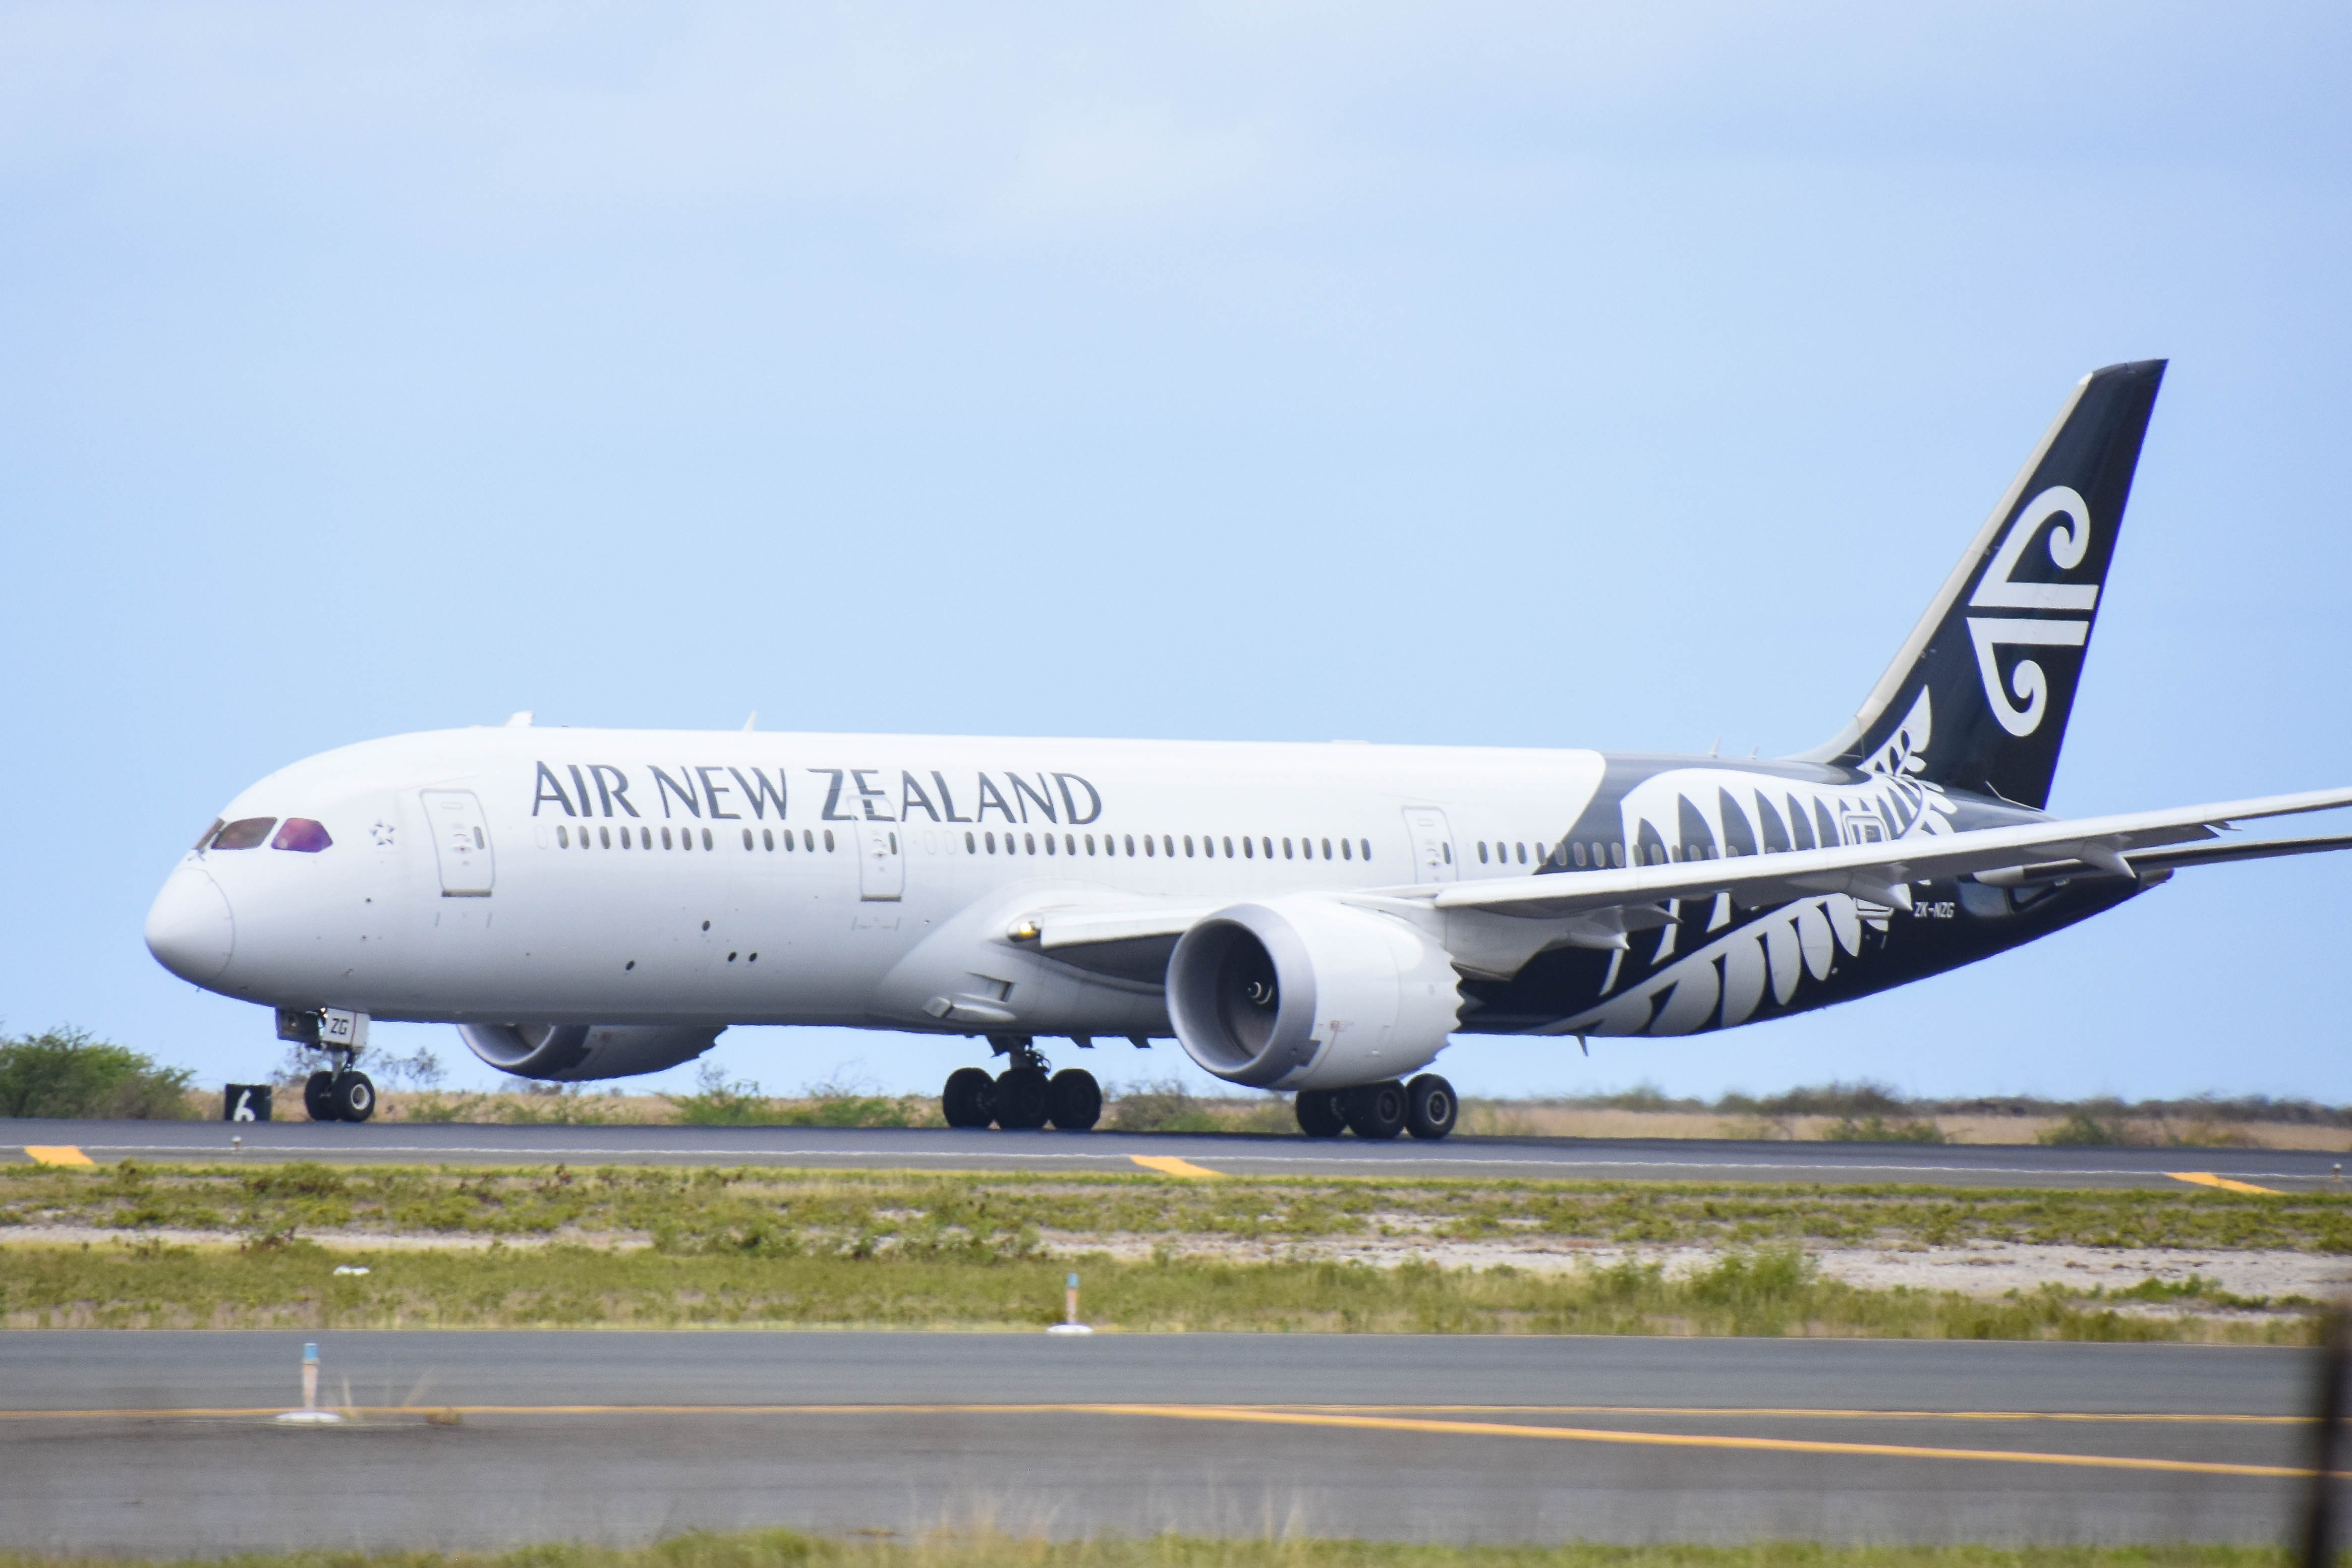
[1342,838,1352,860]
[210,818,276,851]
[1517,843,1527,863]
[1478,842,1489,863]
[1125,834,1136,856]
[763,829,774,851]
[1223,836,1234,858]
[1241,837,1252,858]
[1184,836,1194,857]
[1440,842,1451,863]
[557,826,570,849]
[1360,839,1370,862]
[1321,838,1332,860]
[1162,835,1174,857]
[966,831,978,852]
[599,826,612,849]
[1572,842,1587,866]
[1044,833,1055,855]
[1282,838,1293,859]
[1143,835,1154,857]
[270,819,332,853]
[823,830,835,852]
[662,828,673,850]
[889,832,899,853]
[1066,833,1076,855]
[743,829,754,850]
[1025,832,1037,855]
[1611,841,1625,867]
[804,830,816,851]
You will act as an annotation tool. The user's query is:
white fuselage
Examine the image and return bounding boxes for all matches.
[147,725,1609,1039]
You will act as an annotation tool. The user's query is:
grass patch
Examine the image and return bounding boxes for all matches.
[0,1238,2314,1341]
[0,1532,2323,1568]
[7,1164,2350,1255]
[3,1165,2342,1339]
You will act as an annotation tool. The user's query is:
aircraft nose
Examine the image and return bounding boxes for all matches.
[146,864,235,984]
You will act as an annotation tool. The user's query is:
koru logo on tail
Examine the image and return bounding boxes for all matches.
[1966,486,2097,736]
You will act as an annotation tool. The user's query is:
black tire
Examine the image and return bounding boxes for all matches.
[942,1067,995,1129]
[1405,1074,1458,1141]
[1293,1089,1347,1138]
[1341,1080,1408,1140]
[993,1066,1051,1130]
[332,1071,376,1124]
[1046,1068,1103,1132]
[303,1070,338,1122]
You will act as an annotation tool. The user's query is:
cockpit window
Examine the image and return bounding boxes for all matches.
[209,818,277,851]
[272,819,332,853]
[194,819,224,851]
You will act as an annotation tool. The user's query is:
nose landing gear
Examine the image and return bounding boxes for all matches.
[301,1068,376,1123]
[279,1009,376,1123]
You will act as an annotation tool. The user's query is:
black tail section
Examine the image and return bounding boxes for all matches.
[1803,360,2166,809]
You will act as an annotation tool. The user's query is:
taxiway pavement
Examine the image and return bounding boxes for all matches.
[5,1118,2346,1190]
[0,1332,2331,1552]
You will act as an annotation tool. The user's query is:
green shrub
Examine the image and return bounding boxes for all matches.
[0,1027,197,1119]
[2040,1109,2134,1146]
[1108,1081,1223,1133]
[1822,1114,1944,1143]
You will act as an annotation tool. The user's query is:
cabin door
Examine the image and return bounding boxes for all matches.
[422,790,495,896]
[1402,807,1458,884]
[857,822,904,901]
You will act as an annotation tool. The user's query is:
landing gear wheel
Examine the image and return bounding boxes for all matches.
[1293,1089,1347,1138]
[303,1071,338,1122]
[993,1066,1051,1130]
[331,1071,376,1123]
[1341,1080,1408,1141]
[942,1067,996,1129]
[1046,1068,1102,1131]
[1404,1074,1457,1141]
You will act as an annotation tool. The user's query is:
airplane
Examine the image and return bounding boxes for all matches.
[145,360,2352,1138]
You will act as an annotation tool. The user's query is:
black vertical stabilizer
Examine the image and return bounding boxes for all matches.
[1799,361,2166,809]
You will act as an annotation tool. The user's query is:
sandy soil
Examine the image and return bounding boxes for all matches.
[1026,1228,2352,1308]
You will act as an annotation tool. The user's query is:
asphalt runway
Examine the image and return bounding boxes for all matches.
[0,1332,2335,1553]
[6,1117,2348,1190]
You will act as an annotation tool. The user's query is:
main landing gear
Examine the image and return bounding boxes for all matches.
[941,1039,1101,1132]
[1294,1074,1457,1141]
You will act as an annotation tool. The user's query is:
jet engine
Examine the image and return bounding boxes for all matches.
[456,1023,724,1082]
[1166,897,1461,1091]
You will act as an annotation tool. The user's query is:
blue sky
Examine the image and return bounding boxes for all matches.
[4,2,2349,1104]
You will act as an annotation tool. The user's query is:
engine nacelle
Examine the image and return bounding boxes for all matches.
[1166,897,1461,1091]
[456,1023,725,1082]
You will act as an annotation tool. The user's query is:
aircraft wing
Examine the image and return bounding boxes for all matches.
[1423,786,2352,919]
[1013,789,2352,966]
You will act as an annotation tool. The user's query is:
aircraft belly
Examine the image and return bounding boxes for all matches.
[1461,878,2144,1040]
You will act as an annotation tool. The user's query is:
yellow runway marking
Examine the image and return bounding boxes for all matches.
[1129,1155,1222,1178]
[1104,1405,2326,1481]
[0,1401,2325,1481]
[1284,1404,2304,1426]
[2169,1172,2280,1195]
[23,1146,94,1167]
